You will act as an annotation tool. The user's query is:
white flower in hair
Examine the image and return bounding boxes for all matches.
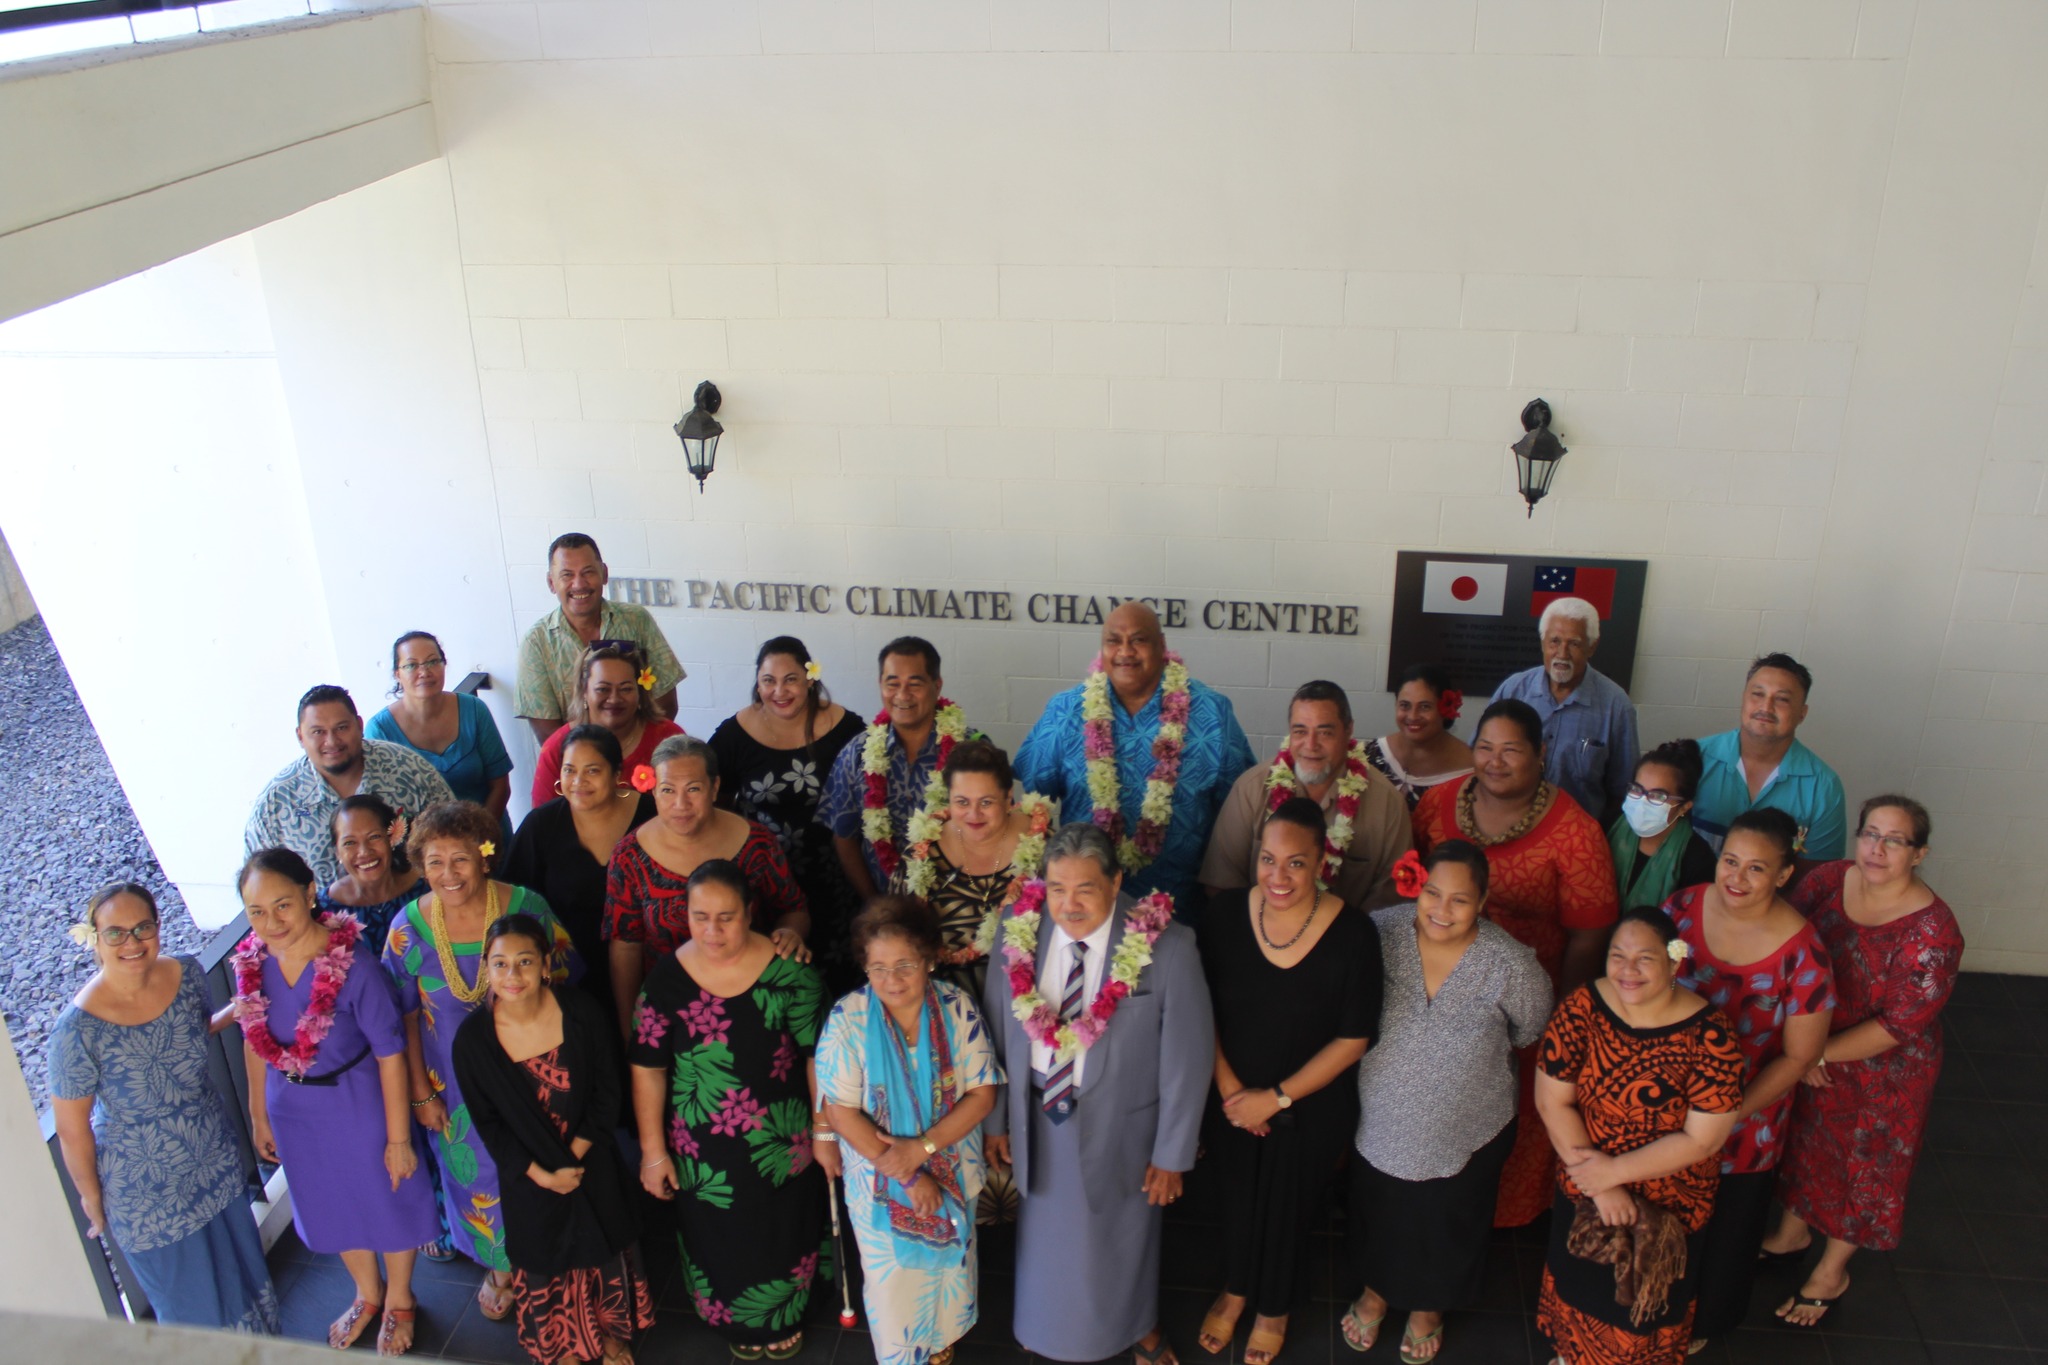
[1667,938,1690,964]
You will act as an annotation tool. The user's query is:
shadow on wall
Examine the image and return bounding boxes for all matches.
[0,528,33,634]
[0,608,201,1113]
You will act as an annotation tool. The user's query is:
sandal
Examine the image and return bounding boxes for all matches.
[1340,1302,1384,1354]
[1134,1335,1178,1365]
[478,1275,514,1322]
[1776,1293,1840,1328]
[764,1332,804,1360]
[329,1297,381,1350]
[419,1238,456,1263]
[729,1347,766,1362]
[377,1305,416,1357]
[1245,1318,1286,1365]
[931,1350,955,1365]
[1199,1295,1243,1355]
[1756,1240,1811,1264]
[1399,1322,1444,1364]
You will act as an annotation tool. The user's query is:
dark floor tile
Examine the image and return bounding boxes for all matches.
[2001,975,2048,1010]
[1944,1009,2048,1058]
[435,1302,525,1365]
[1789,1256,1921,1341]
[1723,1327,1831,1363]
[1832,1341,1933,1365]
[1947,973,2013,1010]
[962,1277,1016,1347]
[1926,1101,2021,1157]
[952,1343,1029,1365]
[2006,1280,2048,1350]
[1936,1151,2048,1217]
[1473,1244,1525,1314]
[1895,1209,1986,1276]
[1433,1309,1531,1364]
[1977,1053,2048,1097]
[399,1269,484,1356]
[1926,1347,2036,1365]
[2000,1105,2048,1157]
[1970,1214,2048,1280]
[1899,1271,2027,1348]
[1934,1051,1989,1102]
[1159,1224,1226,1292]
[277,1259,361,1347]
[414,1250,492,1288]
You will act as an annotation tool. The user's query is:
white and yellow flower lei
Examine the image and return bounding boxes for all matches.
[1080,654,1192,873]
[1261,741,1371,889]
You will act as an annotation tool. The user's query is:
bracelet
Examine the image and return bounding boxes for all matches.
[642,1158,670,1170]
[813,1132,838,1144]
[409,1096,437,1108]
[905,1171,922,1187]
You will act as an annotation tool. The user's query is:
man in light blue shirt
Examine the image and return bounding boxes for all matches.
[1691,653,1847,861]
[1014,601,1255,919]
[1489,596,1639,827]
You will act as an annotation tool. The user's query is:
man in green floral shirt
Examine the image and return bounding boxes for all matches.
[514,532,684,743]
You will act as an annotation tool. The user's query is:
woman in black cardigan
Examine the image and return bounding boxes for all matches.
[453,914,653,1365]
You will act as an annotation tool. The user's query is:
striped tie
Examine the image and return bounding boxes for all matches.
[1040,941,1088,1125]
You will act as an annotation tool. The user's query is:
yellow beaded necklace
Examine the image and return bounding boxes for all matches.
[427,880,500,1005]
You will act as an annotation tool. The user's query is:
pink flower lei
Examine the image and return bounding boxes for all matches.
[1000,878,1174,1062]
[232,913,362,1077]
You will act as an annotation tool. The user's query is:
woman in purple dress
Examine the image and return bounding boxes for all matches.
[237,848,441,1356]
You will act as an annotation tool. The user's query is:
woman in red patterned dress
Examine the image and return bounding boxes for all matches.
[1663,808,1834,1350]
[1761,795,1962,1329]
[1413,699,1620,1226]
[1534,909,1744,1365]
[603,736,811,1039]
[454,914,654,1365]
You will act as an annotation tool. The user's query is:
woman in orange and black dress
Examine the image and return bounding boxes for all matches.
[1533,909,1744,1365]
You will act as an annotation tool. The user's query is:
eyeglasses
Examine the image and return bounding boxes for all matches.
[95,920,160,947]
[1857,829,1918,853]
[396,657,446,673]
[864,961,926,982]
[1626,783,1683,806]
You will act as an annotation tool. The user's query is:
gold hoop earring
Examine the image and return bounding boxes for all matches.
[614,783,632,799]
[554,778,567,796]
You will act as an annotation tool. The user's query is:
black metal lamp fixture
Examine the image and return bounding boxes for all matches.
[1510,397,1567,518]
[674,381,724,491]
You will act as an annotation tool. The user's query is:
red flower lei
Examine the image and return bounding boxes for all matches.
[233,913,362,1077]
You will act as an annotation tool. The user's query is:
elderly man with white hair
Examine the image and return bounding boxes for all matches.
[1486,596,1639,826]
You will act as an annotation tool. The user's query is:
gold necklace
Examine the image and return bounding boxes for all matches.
[428,881,500,1005]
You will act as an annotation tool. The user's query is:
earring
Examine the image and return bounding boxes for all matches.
[554,778,567,796]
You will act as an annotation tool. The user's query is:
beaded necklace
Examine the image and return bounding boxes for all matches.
[428,880,501,1005]
[1454,778,1555,847]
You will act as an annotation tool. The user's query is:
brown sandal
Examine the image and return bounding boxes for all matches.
[330,1297,380,1349]
[377,1305,416,1357]
[478,1275,515,1322]
[1245,1320,1286,1365]
[1199,1296,1243,1355]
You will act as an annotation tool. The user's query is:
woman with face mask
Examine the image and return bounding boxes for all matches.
[1607,741,1718,913]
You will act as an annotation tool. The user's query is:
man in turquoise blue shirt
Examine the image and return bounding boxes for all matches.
[1692,654,1847,860]
[1015,601,1255,920]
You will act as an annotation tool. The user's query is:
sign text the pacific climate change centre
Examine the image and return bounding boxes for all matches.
[607,579,1362,636]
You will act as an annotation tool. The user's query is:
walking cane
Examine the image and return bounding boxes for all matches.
[827,1173,857,1328]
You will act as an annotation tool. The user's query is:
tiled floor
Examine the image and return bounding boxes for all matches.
[269,971,2048,1365]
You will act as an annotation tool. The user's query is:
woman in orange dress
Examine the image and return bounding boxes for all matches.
[1412,698,1618,1226]
[1533,909,1744,1365]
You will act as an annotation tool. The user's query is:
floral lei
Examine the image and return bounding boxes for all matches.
[232,913,362,1077]
[1001,879,1173,1063]
[861,699,968,879]
[1262,742,1371,888]
[1081,652,1192,873]
[905,792,1059,963]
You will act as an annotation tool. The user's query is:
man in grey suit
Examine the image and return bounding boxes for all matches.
[984,822,1213,1365]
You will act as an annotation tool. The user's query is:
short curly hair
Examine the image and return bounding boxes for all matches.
[406,800,501,867]
[850,896,942,963]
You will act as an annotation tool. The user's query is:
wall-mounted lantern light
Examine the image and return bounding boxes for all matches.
[1510,397,1567,518]
[674,381,724,491]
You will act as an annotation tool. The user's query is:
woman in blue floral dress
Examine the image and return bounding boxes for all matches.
[384,801,577,1321]
[48,882,280,1333]
[631,859,826,1359]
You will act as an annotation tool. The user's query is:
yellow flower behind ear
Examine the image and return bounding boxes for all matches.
[804,660,823,681]
[479,841,496,859]
[638,667,657,691]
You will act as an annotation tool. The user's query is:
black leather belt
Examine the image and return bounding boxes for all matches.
[281,1046,371,1086]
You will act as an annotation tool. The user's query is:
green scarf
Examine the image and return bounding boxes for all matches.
[1607,813,1694,911]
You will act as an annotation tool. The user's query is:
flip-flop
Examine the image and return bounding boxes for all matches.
[729,1346,766,1362]
[330,1298,380,1350]
[478,1277,514,1322]
[1756,1243,1812,1264]
[1399,1323,1444,1364]
[377,1305,416,1357]
[1340,1303,1384,1354]
[764,1332,804,1360]
[1134,1335,1178,1365]
[1777,1293,1840,1328]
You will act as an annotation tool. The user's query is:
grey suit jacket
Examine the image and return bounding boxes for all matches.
[982,894,1214,1211]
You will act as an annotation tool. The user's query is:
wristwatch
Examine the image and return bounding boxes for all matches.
[1273,1085,1293,1111]
[920,1134,939,1156]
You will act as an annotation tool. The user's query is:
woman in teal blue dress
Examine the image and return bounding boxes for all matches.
[383,801,578,1321]
[368,631,515,844]
[48,882,280,1333]
[816,897,1001,1365]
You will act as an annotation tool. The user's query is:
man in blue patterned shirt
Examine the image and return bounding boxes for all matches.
[815,636,982,899]
[245,685,454,888]
[1015,602,1255,920]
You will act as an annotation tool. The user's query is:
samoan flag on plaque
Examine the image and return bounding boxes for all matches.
[1530,564,1617,619]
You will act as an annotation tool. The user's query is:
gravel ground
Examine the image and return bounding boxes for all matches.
[0,616,201,1113]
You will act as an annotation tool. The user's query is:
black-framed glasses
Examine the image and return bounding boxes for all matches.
[96,920,160,947]
[1625,783,1682,806]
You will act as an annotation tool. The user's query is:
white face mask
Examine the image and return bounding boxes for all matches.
[1623,793,1678,839]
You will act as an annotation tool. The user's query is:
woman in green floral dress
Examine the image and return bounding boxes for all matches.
[631,858,826,1360]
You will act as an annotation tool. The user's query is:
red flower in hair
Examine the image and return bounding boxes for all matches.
[1390,850,1427,900]
[631,764,656,793]
[1437,689,1463,724]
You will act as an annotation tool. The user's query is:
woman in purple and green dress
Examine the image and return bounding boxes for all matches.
[383,801,577,1323]
[238,849,440,1355]
[632,859,826,1361]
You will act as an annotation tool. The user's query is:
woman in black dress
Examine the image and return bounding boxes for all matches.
[505,725,655,1022]
[1197,797,1383,1365]
[453,914,653,1365]
[707,636,866,992]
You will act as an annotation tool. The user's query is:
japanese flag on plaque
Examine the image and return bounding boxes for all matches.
[1421,561,1508,616]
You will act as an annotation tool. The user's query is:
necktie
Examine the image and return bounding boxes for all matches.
[1041,940,1088,1125]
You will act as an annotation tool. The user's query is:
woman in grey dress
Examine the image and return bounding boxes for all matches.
[1342,841,1552,1364]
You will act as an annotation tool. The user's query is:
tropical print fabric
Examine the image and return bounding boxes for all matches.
[383,886,575,1271]
[631,952,827,1344]
[816,981,1003,1365]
